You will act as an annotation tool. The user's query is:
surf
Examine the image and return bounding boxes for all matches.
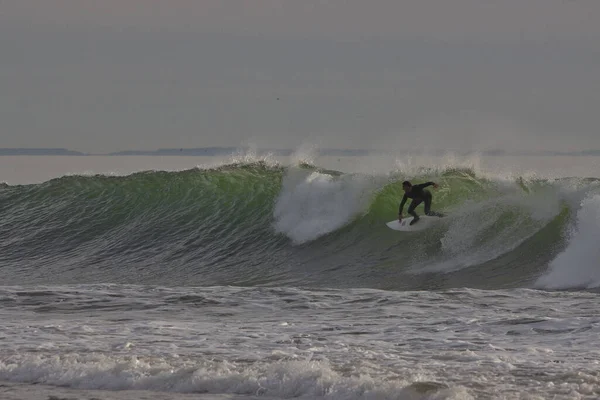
[0,160,597,291]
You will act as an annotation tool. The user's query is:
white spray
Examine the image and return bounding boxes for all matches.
[273,168,377,244]
[535,193,600,289]
[418,187,561,273]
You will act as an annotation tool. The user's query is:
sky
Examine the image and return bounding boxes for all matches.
[1,0,600,153]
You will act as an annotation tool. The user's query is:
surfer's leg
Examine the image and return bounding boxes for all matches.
[424,192,432,215]
[423,192,444,217]
[424,193,432,215]
[407,199,422,224]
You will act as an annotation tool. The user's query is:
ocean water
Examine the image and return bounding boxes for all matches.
[1,153,600,400]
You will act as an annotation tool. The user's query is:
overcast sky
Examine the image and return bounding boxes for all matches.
[1,0,599,153]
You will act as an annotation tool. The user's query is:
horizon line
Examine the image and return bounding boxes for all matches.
[1,147,600,157]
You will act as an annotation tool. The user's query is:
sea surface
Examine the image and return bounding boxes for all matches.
[1,153,600,400]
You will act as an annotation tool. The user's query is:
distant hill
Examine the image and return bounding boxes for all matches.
[2,147,373,157]
[549,149,600,156]
[108,147,374,156]
[109,147,244,156]
[0,148,86,156]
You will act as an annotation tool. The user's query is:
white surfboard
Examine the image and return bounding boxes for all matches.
[386,215,442,232]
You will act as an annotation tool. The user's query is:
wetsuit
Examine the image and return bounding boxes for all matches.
[398,182,436,219]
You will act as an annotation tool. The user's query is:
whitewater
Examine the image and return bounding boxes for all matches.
[1,153,600,400]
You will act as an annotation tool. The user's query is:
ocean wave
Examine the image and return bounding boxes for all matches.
[0,162,598,290]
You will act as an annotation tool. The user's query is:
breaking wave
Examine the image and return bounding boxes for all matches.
[1,161,598,290]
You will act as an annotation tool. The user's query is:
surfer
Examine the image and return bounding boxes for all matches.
[398,181,442,225]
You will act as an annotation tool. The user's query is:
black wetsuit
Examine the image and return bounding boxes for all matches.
[398,182,436,219]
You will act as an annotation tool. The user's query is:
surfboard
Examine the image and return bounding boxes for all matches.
[386,215,443,232]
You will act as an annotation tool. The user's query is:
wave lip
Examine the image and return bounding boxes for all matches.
[535,194,600,290]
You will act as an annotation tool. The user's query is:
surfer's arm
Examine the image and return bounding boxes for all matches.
[398,195,407,215]
[415,181,438,189]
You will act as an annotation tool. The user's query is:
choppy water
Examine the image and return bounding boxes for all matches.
[1,154,600,399]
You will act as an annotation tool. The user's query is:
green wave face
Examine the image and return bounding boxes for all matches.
[0,162,596,290]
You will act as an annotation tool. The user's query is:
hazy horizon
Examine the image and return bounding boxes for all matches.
[2,1,599,153]
[3,145,600,157]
